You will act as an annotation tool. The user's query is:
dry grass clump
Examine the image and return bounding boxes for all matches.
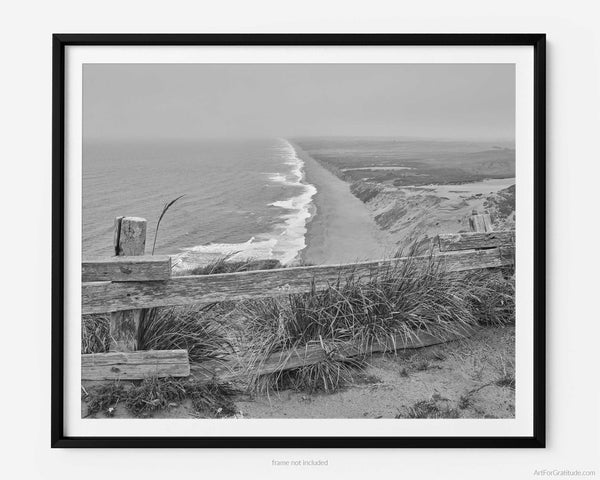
[397,399,461,419]
[249,340,364,394]
[283,354,362,393]
[81,306,233,363]
[184,257,282,276]
[186,380,239,417]
[124,377,238,417]
[490,349,516,390]
[83,377,238,418]
[81,314,111,354]
[462,269,515,326]
[495,373,516,389]
[124,376,188,415]
[137,305,234,363]
[82,382,125,417]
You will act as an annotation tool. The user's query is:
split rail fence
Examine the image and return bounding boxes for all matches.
[81,212,515,383]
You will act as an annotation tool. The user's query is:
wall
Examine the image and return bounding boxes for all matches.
[0,0,598,478]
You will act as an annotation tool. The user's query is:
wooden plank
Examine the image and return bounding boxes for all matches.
[82,255,172,282]
[82,248,514,315]
[249,329,472,376]
[466,212,508,282]
[191,327,476,382]
[438,231,515,252]
[82,349,190,381]
[469,213,493,233]
[115,217,147,255]
[110,216,147,351]
[113,216,124,255]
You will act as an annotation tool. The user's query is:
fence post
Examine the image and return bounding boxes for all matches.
[468,209,509,280]
[109,216,147,351]
[469,209,493,233]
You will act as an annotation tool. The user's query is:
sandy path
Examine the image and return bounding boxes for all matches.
[295,145,393,265]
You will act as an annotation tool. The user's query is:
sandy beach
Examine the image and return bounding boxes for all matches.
[295,144,393,265]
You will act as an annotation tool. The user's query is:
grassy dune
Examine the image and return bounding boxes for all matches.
[82,252,514,418]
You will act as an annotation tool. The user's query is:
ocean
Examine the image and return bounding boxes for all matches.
[82,138,316,269]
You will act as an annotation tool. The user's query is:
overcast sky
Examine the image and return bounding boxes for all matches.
[83,63,515,141]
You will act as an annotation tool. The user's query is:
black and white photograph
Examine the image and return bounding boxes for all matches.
[81,62,518,420]
[52,35,544,447]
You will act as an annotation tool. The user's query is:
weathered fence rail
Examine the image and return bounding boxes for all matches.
[189,326,476,383]
[82,255,172,282]
[81,247,514,315]
[82,349,190,381]
[437,230,515,252]
[81,212,515,382]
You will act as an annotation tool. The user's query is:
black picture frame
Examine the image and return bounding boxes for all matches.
[52,33,546,448]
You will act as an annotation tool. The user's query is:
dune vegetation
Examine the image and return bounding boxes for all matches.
[82,250,514,417]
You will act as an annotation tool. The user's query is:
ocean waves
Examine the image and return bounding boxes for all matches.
[267,139,317,264]
[173,138,317,271]
[172,236,278,272]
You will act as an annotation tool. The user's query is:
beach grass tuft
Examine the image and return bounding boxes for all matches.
[81,314,111,354]
[238,250,514,394]
[249,340,364,394]
[81,304,234,364]
[463,270,515,326]
[182,255,282,276]
[137,305,234,363]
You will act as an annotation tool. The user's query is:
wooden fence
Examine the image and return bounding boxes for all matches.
[81,212,515,382]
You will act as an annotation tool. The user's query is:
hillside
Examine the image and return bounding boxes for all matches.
[296,138,516,251]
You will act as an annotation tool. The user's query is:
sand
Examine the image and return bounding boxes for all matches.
[295,144,394,265]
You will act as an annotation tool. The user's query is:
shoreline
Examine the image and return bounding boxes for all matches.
[291,142,394,265]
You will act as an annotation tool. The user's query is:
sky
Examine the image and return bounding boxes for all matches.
[83,63,515,142]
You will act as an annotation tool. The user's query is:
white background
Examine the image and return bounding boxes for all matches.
[0,0,598,478]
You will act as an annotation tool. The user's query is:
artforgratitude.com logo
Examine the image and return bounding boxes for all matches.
[533,469,596,477]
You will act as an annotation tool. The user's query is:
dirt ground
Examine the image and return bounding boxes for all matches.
[82,325,514,420]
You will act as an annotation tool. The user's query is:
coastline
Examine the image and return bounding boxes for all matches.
[291,142,394,265]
